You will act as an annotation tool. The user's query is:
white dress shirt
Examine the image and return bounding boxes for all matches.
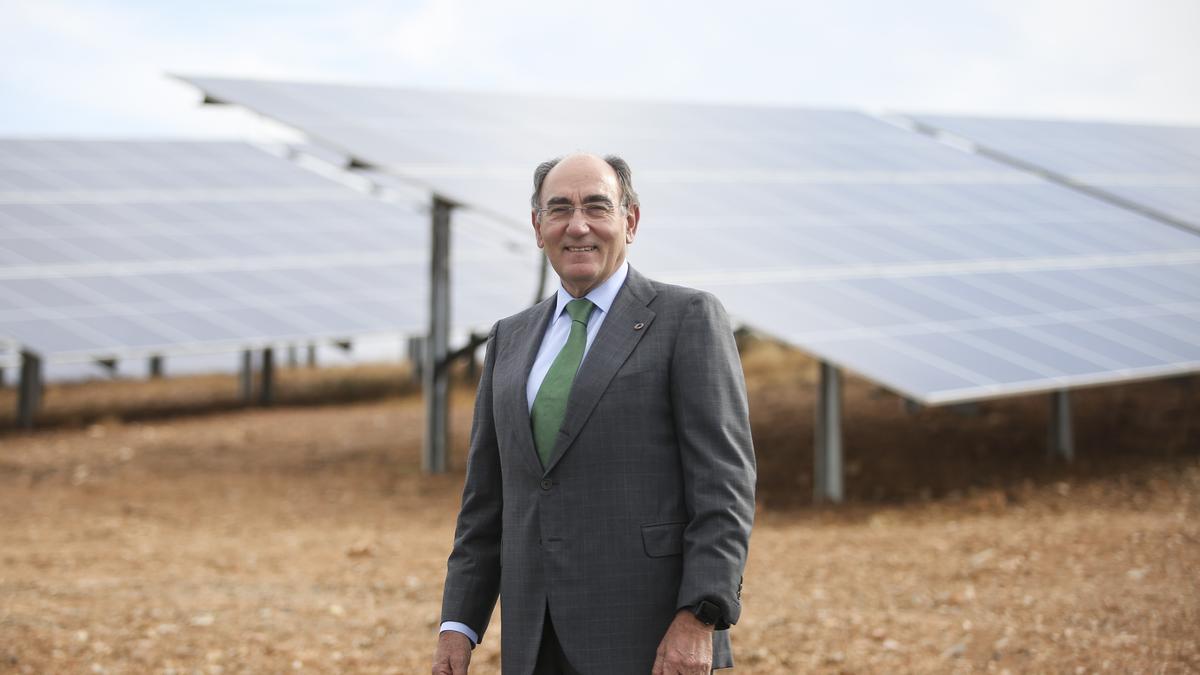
[440,261,630,646]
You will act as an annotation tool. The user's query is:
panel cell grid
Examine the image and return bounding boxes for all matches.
[908,115,1200,231]
[175,77,1200,403]
[1,139,537,362]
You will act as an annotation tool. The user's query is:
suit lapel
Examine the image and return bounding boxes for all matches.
[544,267,657,474]
[504,295,558,477]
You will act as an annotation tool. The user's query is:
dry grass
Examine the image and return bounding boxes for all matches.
[1,342,1197,673]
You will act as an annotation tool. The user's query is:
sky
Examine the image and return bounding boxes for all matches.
[2,0,1199,141]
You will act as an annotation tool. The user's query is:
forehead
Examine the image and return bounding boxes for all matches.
[542,156,620,199]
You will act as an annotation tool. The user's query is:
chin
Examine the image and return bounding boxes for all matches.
[561,263,599,280]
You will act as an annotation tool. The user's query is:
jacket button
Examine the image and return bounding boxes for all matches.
[540,479,553,491]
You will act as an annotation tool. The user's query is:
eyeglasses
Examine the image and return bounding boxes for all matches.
[536,203,618,225]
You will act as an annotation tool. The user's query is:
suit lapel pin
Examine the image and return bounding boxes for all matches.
[633,322,645,331]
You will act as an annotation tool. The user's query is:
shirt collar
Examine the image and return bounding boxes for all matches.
[554,260,629,319]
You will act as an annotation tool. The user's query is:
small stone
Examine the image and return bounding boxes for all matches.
[941,641,967,659]
[969,548,996,568]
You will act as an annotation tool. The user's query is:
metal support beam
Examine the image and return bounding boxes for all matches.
[1048,389,1074,462]
[17,351,43,430]
[259,347,276,406]
[148,355,164,378]
[423,195,454,474]
[95,358,118,376]
[239,350,254,403]
[814,361,844,504]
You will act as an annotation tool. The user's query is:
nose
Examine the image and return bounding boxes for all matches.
[565,210,590,236]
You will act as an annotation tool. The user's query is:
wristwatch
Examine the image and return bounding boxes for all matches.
[691,600,723,627]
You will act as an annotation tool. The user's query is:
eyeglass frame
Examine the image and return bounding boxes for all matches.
[534,200,626,224]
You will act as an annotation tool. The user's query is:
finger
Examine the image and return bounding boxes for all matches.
[651,651,666,675]
[432,651,450,675]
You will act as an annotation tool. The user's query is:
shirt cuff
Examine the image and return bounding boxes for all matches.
[439,621,479,647]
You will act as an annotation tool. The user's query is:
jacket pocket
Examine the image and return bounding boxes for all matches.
[641,521,686,558]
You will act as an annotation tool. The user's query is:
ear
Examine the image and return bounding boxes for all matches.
[624,204,640,244]
[531,209,545,249]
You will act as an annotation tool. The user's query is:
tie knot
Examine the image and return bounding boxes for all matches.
[565,298,594,325]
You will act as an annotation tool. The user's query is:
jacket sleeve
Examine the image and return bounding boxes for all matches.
[439,322,503,643]
[669,292,757,627]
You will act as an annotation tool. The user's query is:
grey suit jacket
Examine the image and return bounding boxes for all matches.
[441,266,756,673]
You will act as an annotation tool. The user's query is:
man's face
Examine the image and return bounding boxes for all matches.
[532,154,639,298]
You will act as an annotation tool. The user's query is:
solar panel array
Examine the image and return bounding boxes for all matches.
[0,139,535,363]
[157,81,1200,401]
[907,115,1200,232]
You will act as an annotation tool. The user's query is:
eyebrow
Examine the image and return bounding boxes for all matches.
[545,194,615,207]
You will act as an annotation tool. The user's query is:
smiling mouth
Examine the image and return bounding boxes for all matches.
[566,246,597,253]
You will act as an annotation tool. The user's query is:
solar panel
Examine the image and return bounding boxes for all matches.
[0,139,536,362]
[176,77,1200,404]
[904,115,1200,232]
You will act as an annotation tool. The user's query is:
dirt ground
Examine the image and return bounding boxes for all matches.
[1,346,1198,674]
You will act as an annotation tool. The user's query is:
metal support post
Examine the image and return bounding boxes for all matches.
[287,345,298,368]
[814,361,844,504]
[239,350,254,403]
[409,336,426,382]
[534,254,550,304]
[466,332,481,379]
[259,347,275,406]
[306,343,317,368]
[148,355,164,378]
[1048,389,1074,461]
[423,195,454,474]
[17,351,43,430]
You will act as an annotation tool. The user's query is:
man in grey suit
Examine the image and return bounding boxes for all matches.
[432,153,756,674]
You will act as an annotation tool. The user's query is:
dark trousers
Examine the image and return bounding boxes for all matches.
[532,608,581,675]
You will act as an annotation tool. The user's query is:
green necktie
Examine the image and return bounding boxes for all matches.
[531,298,594,468]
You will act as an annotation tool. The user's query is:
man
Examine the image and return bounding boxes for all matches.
[432,153,756,674]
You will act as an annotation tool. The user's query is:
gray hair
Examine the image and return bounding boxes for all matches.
[530,154,640,210]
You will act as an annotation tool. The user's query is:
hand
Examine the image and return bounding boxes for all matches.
[652,609,714,675]
[432,630,472,675]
